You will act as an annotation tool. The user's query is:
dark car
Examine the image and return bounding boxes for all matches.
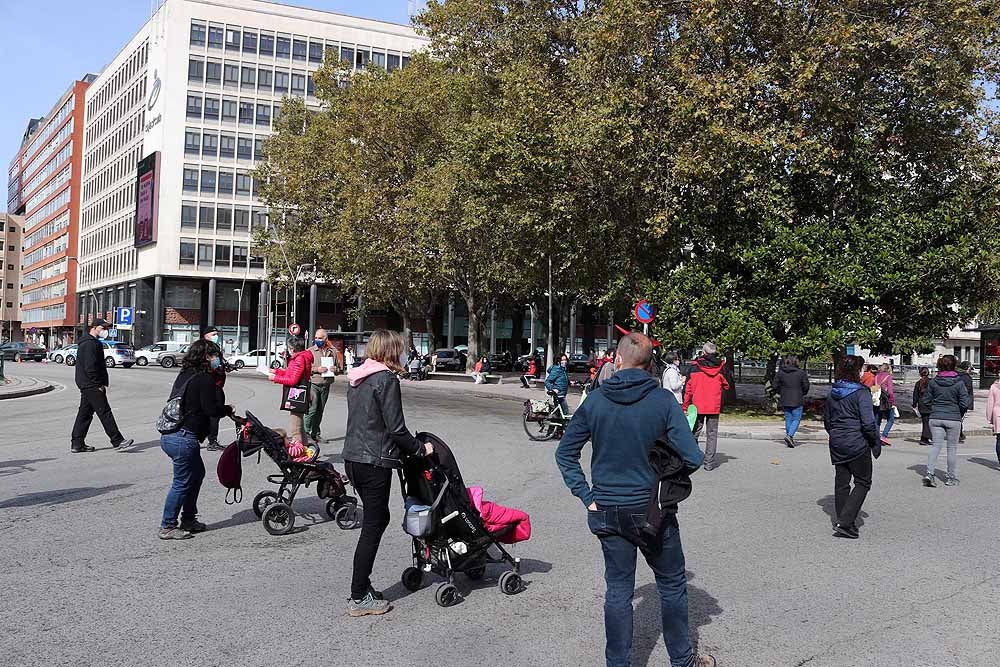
[431,348,465,372]
[566,353,594,374]
[488,352,514,373]
[0,342,47,362]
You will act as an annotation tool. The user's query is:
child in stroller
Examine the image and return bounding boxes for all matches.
[399,432,531,607]
[234,411,360,536]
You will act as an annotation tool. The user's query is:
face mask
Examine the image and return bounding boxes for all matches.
[210,357,221,370]
[206,334,218,343]
[314,339,325,348]
[98,329,109,339]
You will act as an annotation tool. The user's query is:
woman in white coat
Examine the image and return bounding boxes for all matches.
[661,351,685,405]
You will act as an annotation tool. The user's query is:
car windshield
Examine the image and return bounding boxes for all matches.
[436,350,455,358]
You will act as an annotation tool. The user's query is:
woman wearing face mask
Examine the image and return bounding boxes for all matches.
[545,353,571,415]
[269,336,315,445]
[158,340,235,539]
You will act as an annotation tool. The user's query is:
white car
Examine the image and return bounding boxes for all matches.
[135,341,185,367]
[230,349,282,370]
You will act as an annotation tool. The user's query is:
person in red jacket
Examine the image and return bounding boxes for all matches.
[269,336,315,445]
[683,342,731,471]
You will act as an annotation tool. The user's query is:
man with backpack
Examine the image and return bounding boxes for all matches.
[70,318,134,453]
[556,333,716,667]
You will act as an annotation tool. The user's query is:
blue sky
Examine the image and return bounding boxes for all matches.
[0,0,414,204]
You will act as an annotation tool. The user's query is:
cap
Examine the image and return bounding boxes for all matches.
[91,318,112,328]
[202,326,220,337]
[959,360,972,370]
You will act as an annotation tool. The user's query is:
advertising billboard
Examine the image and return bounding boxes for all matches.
[134,151,160,248]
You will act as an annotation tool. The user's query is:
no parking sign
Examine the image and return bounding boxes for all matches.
[633,300,656,325]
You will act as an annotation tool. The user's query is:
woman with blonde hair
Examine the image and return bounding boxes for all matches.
[342,329,432,617]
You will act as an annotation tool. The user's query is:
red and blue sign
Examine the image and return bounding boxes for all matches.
[633,300,656,325]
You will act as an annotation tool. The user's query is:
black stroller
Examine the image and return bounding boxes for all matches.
[234,411,360,536]
[398,432,525,607]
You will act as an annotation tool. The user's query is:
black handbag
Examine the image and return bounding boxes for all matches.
[280,383,310,414]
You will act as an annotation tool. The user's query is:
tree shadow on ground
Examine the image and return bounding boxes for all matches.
[0,484,132,509]
[817,494,868,528]
[0,458,56,477]
[968,457,1000,472]
[633,570,722,667]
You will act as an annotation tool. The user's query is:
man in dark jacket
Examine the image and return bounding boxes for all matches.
[201,326,228,451]
[823,355,879,538]
[774,355,810,448]
[556,333,716,667]
[958,360,975,442]
[70,319,133,453]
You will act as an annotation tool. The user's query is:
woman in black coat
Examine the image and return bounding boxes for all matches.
[823,355,880,539]
[774,355,810,448]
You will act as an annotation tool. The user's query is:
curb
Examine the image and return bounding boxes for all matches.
[0,377,55,400]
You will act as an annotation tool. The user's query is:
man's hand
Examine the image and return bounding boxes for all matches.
[423,442,434,456]
[587,502,598,511]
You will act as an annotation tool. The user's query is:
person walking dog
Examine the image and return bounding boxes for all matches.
[70,318,134,453]
[556,333,715,667]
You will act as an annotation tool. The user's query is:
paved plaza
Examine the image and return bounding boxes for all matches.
[1,363,999,667]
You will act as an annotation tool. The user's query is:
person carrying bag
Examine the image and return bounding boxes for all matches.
[269,336,314,445]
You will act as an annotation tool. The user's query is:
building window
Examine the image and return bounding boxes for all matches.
[208,25,224,49]
[224,63,239,87]
[198,243,213,267]
[181,203,197,229]
[291,73,306,97]
[356,46,370,70]
[276,36,291,59]
[191,22,207,47]
[225,27,240,51]
[204,95,221,120]
[402,55,410,69]
[221,98,237,122]
[202,132,219,157]
[184,130,201,155]
[250,252,265,269]
[340,46,355,68]
[238,136,253,160]
[199,205,215,230]
[201,169,217,194]
[186,94,203,119]
[233,244,248,268]
[180,240,196,265]
[243,30,257,53]
[239,101,254,124]
[274,70,289,93]
[309,41,324,63]
[241,66,256,89]
[258,68,273,91]
[236,171,252,195]
[218,170,234,195]
[252,208,268,231]
[307,75,315,97]
[216,207,233,231]
[256,103,271,127]
[220,134,235,158]
[387,53,401,72]
[206,61,222,84]
[215,243,231,266]
[183,168,199,192]
[259,32,274,56]
[188,58,204,82]
[293,38,307,61]
[254,138,265,161]
[372,51,386,70]
[234,208,250,232]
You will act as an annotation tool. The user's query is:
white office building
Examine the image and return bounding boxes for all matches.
[77,0,427,349]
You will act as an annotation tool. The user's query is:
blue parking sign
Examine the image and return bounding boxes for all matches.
[115,307,134,327]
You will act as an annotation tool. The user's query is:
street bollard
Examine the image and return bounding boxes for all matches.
[0,355,4,380]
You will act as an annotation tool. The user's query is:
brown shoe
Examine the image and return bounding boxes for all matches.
[694,656,717,667]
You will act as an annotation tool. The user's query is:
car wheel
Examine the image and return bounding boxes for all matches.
[105,357,115,368]
[270,360,281,369]
[66,355,76,366]
[234,360,245,370]
[160,356,175,369]
[55,354,64,364]
[136,357,148,367]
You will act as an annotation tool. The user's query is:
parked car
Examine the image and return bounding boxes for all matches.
[566,353,594,374]
[156,345,189,369]
[102,342,136,368]
[49,345,78,364]
[488,352,514,372]
[135,341,185,367]
[431,348,465,372]
[230,349,283,370]
[0,342,46,362]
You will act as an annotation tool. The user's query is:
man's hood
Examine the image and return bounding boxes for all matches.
[694,356,724,377]
[779,366,800,375]
[600,368,661,405]
[830,380,864,399]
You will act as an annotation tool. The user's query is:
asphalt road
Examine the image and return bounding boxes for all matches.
[1,362,999,667]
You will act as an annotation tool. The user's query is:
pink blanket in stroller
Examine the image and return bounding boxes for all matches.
[466,486,531,544]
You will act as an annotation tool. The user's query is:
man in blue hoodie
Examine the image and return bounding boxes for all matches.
[556,333,714,667]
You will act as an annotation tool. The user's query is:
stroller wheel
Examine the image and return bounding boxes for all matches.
[334,502,362,530]
[435,583,462,608]
[466,565,486,581]
[499,571,524,596]
[261,502,295,536]
[401,566,424,592]
[252,491,279,519]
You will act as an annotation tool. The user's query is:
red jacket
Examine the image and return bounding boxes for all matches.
[272,350,314,387]
[683,358,730,415]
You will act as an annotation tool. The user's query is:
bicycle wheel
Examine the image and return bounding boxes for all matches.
[522,410,557,441]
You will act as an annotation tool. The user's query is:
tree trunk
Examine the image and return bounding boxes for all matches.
[464,294,481,373]
[723,350,738,406]
[401,311,413,351]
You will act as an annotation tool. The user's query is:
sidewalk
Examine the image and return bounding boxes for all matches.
[0,376,55,400]
[401,374,996,442]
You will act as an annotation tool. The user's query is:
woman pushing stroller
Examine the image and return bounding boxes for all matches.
[343,329,433,617]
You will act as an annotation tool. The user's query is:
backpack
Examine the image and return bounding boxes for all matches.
[155,375,194,434]
[217,440,243,504]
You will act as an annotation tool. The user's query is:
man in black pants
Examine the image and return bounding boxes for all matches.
[70,319,134,453]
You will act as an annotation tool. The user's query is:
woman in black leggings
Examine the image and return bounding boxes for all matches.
[342,329,431,616]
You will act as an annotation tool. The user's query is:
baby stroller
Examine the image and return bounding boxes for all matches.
[399,433,526,607]
[233,411,360,536]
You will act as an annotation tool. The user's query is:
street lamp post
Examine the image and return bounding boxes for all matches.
[292,263,313,332]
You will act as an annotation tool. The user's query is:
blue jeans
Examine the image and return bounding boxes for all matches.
[587,505,692,667]
[876,409,895,438]
[160,429,206,529]
[783,406,804,438]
